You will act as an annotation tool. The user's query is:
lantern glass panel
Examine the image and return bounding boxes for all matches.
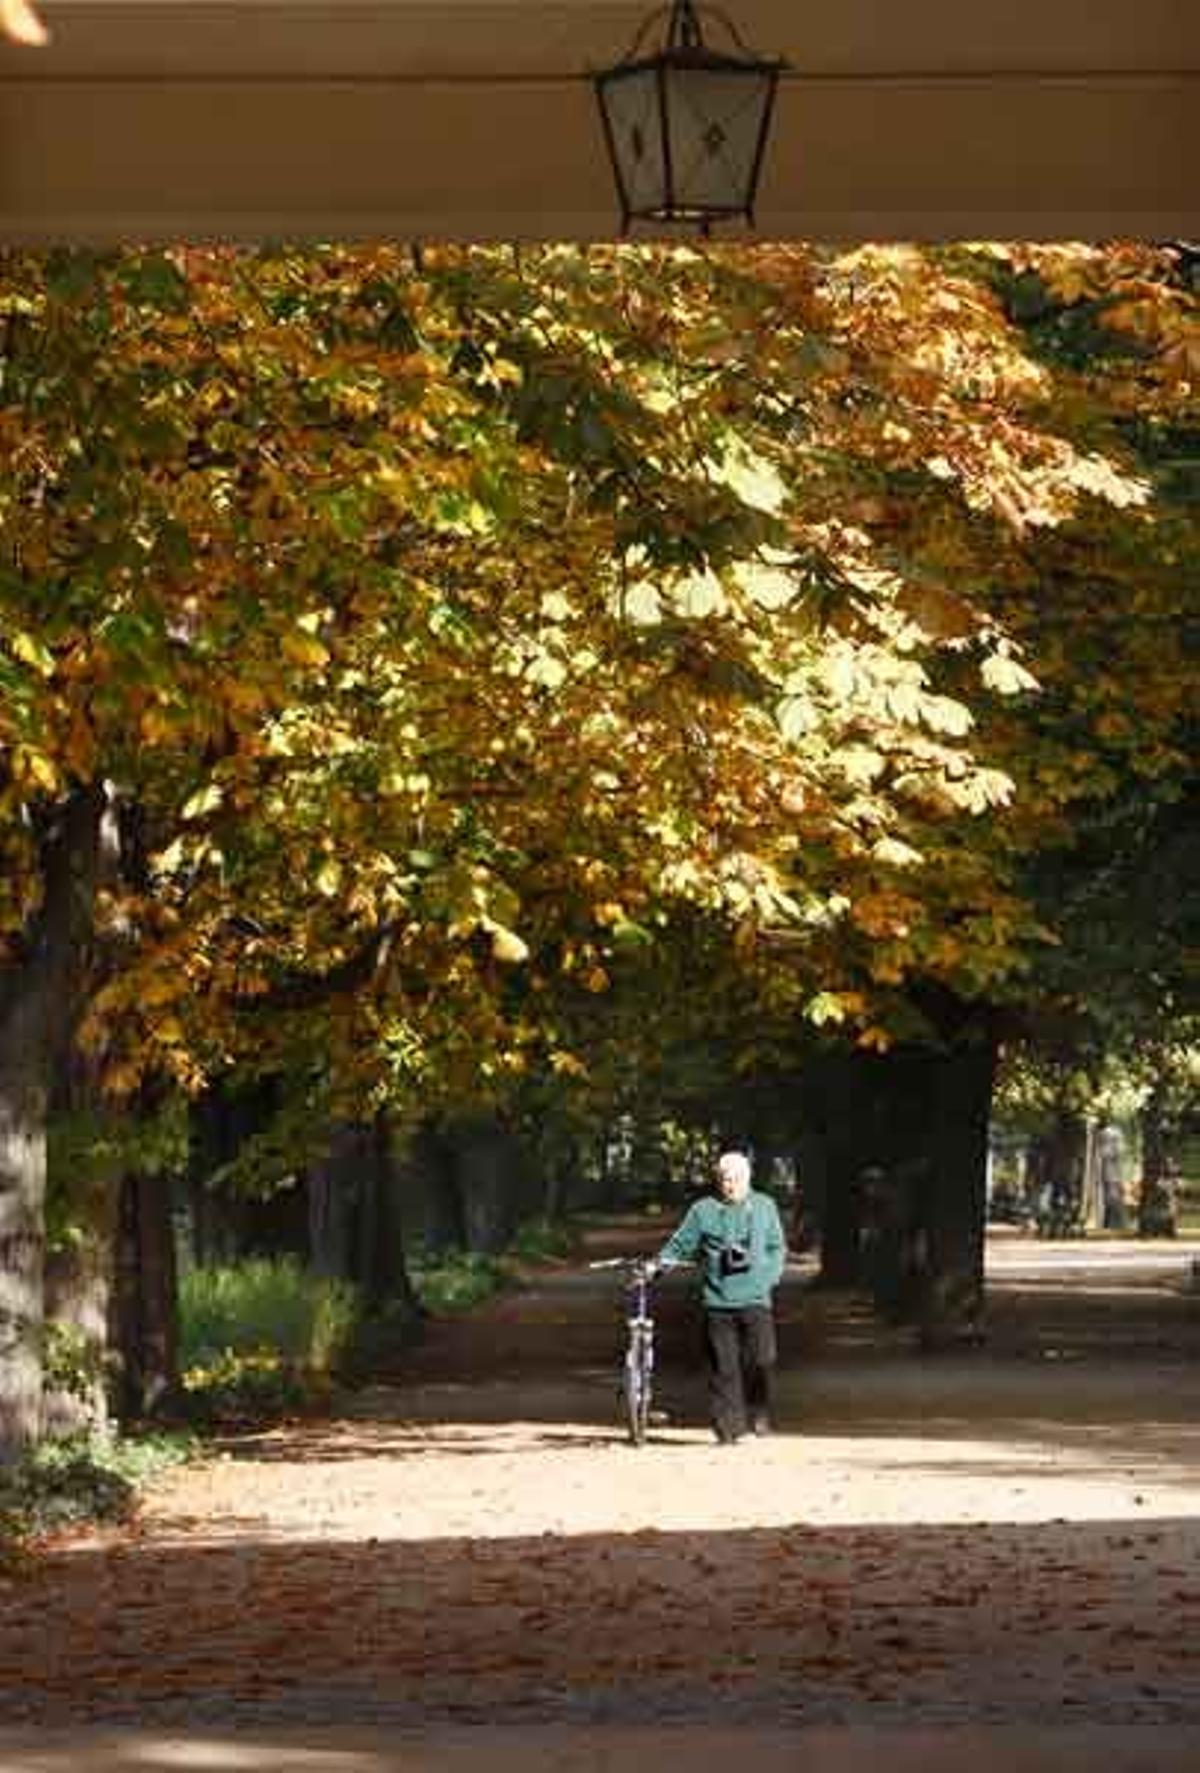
[662,66,774,215]
[599,68,666,215]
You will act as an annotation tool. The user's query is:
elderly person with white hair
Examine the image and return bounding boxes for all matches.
[654,1150,787,1445]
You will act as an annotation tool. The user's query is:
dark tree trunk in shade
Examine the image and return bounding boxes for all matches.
[807,1052,872,1287]
[413,1123,468,1255]
[113,1168,179,1421]
[812,1013,998,1340]
[307,1123,364,1281]
[355,1115,424,1323]
[455,1117,524,1254]
[917,1035,996,1347]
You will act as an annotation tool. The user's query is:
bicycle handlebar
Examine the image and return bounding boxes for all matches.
[587,1256,657,1273]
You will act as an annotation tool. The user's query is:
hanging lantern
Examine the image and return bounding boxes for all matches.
[593,1,786,234]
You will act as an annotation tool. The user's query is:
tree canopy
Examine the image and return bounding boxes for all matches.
[1,240,1195,1451]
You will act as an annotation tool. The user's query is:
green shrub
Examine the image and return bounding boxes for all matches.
[177,1258,361,1424]
[0,1430,195,1550]
[411,1250,508,1315]
[178,1348,310,1425]
[408,1219,576,1316]
[42,1319,108,1403]
[179,1258,360,1372]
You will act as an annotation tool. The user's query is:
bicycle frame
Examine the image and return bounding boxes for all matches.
[589,1256,657,1445]
[623,1263,655,1446]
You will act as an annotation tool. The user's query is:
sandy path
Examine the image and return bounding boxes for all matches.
[2,1233,1198,1730]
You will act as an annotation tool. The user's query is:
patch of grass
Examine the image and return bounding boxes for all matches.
[180,1258,360,1369]
[178,1258,361,1425]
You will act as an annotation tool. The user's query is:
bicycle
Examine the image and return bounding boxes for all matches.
[589,1256,658,1446]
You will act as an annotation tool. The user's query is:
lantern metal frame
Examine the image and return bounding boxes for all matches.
[592,0,786,235]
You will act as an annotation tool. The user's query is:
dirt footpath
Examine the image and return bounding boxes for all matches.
[2,1231,1199,1738]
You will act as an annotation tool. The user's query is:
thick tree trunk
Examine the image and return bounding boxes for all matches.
[41,1180,118,1441]
[113,1169,179,1421]
[308,1123,366,1280]
[0,786,105,1463]
[356,1115,423,1323]
[918,1036,996,1348]
[42,1055,126,1441]
[811,1015,998,1339]
[0,1021,48,1463]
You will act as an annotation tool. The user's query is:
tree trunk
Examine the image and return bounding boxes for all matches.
[0,1020,49,1463]
[1138,1087,1179,1237]
[455,1116,525,1254]
[811,1015,998,1337]
[356,1115,423,1323]
[113,1169,179,1421]
[308,1124,365,1280]
[41,1179,118,1441]
[411,1123,467,1255]
[0,786,106,1463]
[918,1035,996,1348]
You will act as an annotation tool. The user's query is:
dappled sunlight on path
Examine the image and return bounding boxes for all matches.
[2,1232,1199,1732]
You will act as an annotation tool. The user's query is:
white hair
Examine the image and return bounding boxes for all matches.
[717,1151,751,1187]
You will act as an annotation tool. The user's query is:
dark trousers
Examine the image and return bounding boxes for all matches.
[705,1305,776,1440]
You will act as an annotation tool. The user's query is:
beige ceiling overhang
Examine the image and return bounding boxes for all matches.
[1,1,1197,244]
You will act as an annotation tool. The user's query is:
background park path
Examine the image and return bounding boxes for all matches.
[2,1222,1200,1767]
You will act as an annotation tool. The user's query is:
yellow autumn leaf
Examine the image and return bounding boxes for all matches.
[981,652,1040,696]
[315,858,342,898]
[837,746,886,786]
[872,837,925,868]
[13,746,59,793]
[181,783,223,821]
[805,992,847,1026]
[549,1050,587,1077]
[486,920,530,964]
[281,630,330,669]
[11,630,54,675]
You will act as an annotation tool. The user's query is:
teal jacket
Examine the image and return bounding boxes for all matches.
[657,1190,787,1309]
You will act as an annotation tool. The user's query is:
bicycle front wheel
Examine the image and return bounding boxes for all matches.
[624,1333,652,1446]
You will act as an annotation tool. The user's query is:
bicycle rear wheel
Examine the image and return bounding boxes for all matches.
[624,1333,652,1446]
